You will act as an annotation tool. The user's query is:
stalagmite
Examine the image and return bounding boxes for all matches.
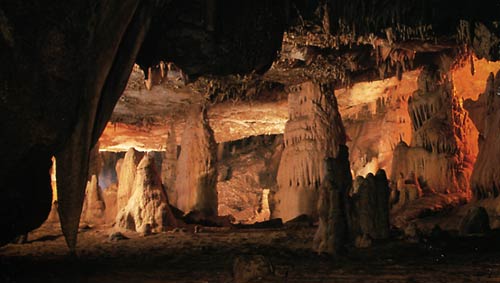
[279,82,352,255]
[116,148,144,212]
[173,105,218,217]
[274,82,346,222]
[348,170,390,240]
[81,175,106,225]
[116,153,176,233]
[313,146,351,255]
[161,124,177,202]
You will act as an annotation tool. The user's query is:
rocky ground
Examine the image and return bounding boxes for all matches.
[3,222,500,283]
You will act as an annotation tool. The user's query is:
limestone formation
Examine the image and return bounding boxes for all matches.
[468,71,500,199]
[102,184,118,224]
[348,170,390,240]
[81,175,106,225]
[390,65,478,196]
[161,124,177,201]
[313,146,351,255]
[275,82,347,222]
[312,84,350,253]
[116,148,143,213]
[116,154,176,233]
[173,106,218,216]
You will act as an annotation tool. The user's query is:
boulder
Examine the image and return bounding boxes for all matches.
[459,206,490,236]
[233,255,274,283]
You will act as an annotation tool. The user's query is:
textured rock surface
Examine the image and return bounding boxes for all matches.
[467,71,500,199]
[173,106,218,216]
[81,175,106,225]
[391,66,478,196]
[313,145,351,255]
[233,255,274,283]
[310,82,351,255]
[274,82,347,222]
[349,170,390,240]
[116,154,176,232]
[161,124,178,201]
[117,148,144,213]
[217,135,281,223]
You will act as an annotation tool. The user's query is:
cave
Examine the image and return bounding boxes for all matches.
[1,1,500,282]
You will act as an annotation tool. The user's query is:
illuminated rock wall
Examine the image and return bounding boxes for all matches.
[391,66,478,196]
[468,71,500,198]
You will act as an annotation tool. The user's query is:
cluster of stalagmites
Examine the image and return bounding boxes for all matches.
[390,65,478,206]
[72,106,219,233]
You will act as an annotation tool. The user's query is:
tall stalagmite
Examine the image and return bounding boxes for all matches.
[116,148,143,212]
[307,83,351,255]
[391,65,478,196]
[173,105,218,216]
[161,124,177,201]
[469,71,500,198]
[81,175,106,225]
[274,82,347,222]
[116,153,176,233]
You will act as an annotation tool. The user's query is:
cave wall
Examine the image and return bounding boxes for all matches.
[391,66,478,196]
[467,71,500,198]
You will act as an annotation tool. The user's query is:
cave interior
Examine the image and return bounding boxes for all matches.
[1,0,500,282]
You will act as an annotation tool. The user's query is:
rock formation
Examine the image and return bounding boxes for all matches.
[161,124,177,201]
[467,71,500,199]
[459,206,490,236]
[81,175,106,225]
[274,82,347,222]
[391,65,478,197]
[116,148,144,212]
[173,105,218,216]
[294,82,351,255]
[313,145,351,255]
[348,170,390,240]
[116,153,176,233]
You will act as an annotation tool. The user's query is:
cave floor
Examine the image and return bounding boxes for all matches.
[2,223,500,283]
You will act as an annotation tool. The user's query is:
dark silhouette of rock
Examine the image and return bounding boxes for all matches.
[349,170,390,240]
[233,255,274,283]
[459,206,490,235]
